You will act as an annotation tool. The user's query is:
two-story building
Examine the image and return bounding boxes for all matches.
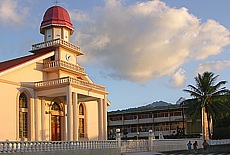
[108,101,202,139]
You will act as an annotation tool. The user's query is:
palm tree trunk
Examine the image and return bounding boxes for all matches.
[207,114,212,139]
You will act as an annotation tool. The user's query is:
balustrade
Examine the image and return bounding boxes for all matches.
[43,60,85,74]
[34,77,106,91]
[0,140,118,153]
[31,38,81,53]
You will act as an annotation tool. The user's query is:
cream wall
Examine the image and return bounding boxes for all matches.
[0,81,35,141]
[0,61,43,141]
[1,61,43,83]
[0,82,18,141]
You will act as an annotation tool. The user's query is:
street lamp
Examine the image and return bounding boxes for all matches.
[137,132,139,140]
[178,97,186,137]
[181,101,185,136]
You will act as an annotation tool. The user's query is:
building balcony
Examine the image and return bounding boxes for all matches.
[34,76,107,93]
[108,120,123,126]
[123,119,138,125]
[31,38,84,55]
[154,117,170,123]
[43,60,86,76]
[138,118,153,124]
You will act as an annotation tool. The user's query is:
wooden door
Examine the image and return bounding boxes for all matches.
[51,116,61,141]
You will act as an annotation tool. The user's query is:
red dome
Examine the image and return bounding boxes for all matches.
[40,6,74,34]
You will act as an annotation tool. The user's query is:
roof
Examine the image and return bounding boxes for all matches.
[0,51,53,73]
[40,6,74,34]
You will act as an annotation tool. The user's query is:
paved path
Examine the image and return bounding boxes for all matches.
[122,144,230,155]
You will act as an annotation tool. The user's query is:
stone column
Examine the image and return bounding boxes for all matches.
[97,98,103,140]
[73,92,79,140]
[41,97,46,141]
[67,85,73,141]
[116,128,121,147]
[34,92,41,141]
[103,98,107,140]
[64,104,67,140]
[148,129,153,152]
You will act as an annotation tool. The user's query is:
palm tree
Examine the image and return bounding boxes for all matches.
[183,71,230,139]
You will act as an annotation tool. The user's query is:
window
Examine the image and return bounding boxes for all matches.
[79,104,84,115]
[19,93,28,138]
[109,116,122,121]
[51,102,61,111]
[79,118,84,138]
[170,111,182,116]
[154,123,169,131]
[154,112,169,118]
[79,103,85,138]
[130,125,137,133]
[139,113,152,119]
[124,115,137,120]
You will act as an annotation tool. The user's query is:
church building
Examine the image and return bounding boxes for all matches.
[0,5,109,141]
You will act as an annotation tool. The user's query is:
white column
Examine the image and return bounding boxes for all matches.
[34,93,41,141]
[103,98,107,140]
[67,85,73,141]
[64,104,67,140]
[41,98,46,141]
[97,98,103,140]
[73,92,79,140]
[29,97,35,141]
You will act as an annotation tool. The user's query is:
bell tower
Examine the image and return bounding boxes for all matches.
[40,6,74,42]
[30,5,85,80]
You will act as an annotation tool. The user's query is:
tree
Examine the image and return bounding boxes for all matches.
[183,71,230,139]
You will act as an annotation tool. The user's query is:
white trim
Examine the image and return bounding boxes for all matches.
[0,51,55,77]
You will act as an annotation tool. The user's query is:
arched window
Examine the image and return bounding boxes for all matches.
[79,103,85,138]
[79,104,84,115]
[19,93,28,138]
[51,102,61,111]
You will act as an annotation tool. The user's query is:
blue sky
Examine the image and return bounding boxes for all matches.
[1,0,230,111]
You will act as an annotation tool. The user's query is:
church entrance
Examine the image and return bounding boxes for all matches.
[50,102,63,141]
[51,115,61,141]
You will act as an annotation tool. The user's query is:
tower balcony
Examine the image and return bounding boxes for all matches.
[43,60,86,76]
[30,38,84,55]
[34,77,107,93]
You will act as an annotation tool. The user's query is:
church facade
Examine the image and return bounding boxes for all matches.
[0,6,109,141]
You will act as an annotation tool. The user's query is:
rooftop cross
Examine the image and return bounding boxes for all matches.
[55,0,59,6]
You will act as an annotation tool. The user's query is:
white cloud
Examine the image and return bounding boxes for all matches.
[193,20,230,60]
[73,0,230,82]
[69,9,92,23]
[0,0,29,26]
[197,60,230,74]
[169,68,186,88]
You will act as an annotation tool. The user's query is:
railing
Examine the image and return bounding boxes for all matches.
[208,139,230,145]
[43,60,85,74]
[0,140,118,153]
[121,140,149,153]
[34,77,106,91]
[31,38,81,53]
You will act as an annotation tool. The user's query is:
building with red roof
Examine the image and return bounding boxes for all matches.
[0,5,109,141]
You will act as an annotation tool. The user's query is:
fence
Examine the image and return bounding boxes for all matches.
[0,140,118,153]
[116,130,230,153]
[121,140,149,153]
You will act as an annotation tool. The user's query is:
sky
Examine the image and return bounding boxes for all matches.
[1,0,230,111]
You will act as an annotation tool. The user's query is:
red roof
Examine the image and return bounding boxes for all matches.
[0,51,53,73]
[40,6,74,34]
